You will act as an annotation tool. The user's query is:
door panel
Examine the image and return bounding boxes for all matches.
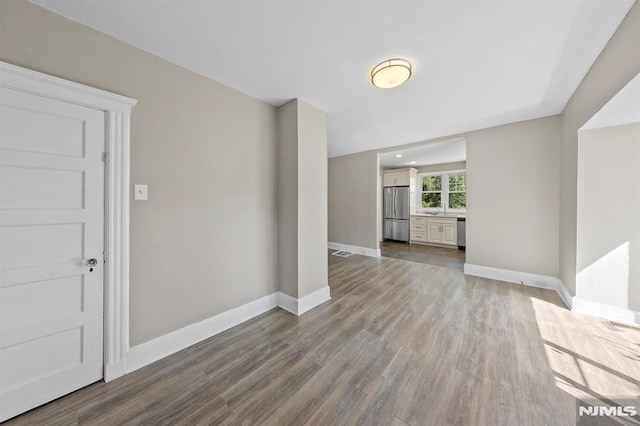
[0,87,105,422]
[442,223,457,245]
[427,223,442,243]
[383,188,395,219]
[395,187,410,220]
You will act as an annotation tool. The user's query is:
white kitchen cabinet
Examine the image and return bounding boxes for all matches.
[383,168,416,187]
[426,222,442,243]
[425,217,457,246]
[442,222,457,245]
[410,216,427,242]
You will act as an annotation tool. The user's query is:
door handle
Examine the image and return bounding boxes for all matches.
[84,258,98,272]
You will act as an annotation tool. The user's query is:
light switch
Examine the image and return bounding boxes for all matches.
[134,184,148,201]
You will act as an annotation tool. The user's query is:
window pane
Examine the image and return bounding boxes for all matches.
[422,192,441,208]
[422,176,442,191]
[449,192,466,209]
[449,174,466,192]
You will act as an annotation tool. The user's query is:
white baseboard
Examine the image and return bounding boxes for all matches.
[125,292,279,373]
[278,286,331,316]
[464,263,640,326]
[104,359,125,382]
[555,279,574,310]
[329,241,380,258]
[572,298,640,326]
[463,263,559,289]
[123,286,333,375]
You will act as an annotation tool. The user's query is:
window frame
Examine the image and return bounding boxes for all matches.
[418,169,467,213]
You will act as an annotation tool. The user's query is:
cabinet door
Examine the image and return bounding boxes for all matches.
[396,171,410,186]
[383,172,399,187]
[441,223,457,245]
[411,231,427,242]
[426,223,442,243]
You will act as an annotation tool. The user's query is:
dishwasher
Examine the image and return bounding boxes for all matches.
[457,217,466,250]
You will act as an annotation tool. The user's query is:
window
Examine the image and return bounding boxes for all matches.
[419,171,466,211]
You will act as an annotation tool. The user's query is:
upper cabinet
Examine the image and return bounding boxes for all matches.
[383,168,417,188]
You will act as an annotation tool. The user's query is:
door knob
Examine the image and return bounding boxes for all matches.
[84,258,98,272]
[84,258,98,267]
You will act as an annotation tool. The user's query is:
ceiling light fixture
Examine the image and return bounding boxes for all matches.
[395,154,403,158]
[410,161,416,164]
[371,59,412,89]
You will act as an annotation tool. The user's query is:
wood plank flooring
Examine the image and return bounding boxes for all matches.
[380,240,466,270]
[7,253,640,425]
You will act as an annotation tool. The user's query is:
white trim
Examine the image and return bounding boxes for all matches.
[277,286,332,316]
[0,61,136,114]
[464,263,559,289]
[572,298,640,326]
[277,292,299,315]
[103,111,132,381]
[555,279,574,310]
[299,286,331,314]
[329,242,381,257]
[464,264,640,326]
[125,293,279,373]
[0,61,137,383]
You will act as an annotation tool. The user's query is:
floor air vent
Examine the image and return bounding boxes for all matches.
[331,250,353,257]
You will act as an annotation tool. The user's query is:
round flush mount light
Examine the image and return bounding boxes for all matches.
[371,58,412,89]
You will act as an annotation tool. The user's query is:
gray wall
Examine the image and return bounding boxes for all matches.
[277,99,328,298]
[576,123,640,311]
[297,100,329,297]
[277,101,299,298]
[415,161,466,174]
[560,2,640,293]
[0,0,279,345]
[329,117,560,277]
[328,151,379,250]
[466,116,561,277]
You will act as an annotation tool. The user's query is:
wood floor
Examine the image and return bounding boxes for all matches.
[380,240,466,270]
[7,253,640,425]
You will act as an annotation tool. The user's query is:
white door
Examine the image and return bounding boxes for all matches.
[0,87,105,422]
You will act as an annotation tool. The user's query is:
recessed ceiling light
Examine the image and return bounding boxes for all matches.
[371,59,412,89]
[395,154,403,158]
[410,161,416,164]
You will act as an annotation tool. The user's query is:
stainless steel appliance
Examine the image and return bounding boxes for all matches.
[383,186,410,242]
[457,217,466,250]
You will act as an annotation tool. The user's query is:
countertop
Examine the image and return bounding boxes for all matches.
[411,213,466,219]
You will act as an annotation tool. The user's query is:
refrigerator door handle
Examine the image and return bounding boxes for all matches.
[393,188,397,218]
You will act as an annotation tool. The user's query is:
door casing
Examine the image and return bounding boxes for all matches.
[0,61,137,382]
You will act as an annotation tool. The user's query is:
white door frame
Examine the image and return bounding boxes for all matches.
[0,61,137,382]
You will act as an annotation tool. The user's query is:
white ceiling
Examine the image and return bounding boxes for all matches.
[30,0,635,157]
[379,139,466,168]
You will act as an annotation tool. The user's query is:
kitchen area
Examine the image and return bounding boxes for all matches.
[380,139,466,270]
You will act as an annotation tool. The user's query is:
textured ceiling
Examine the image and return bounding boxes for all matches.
[30,0,635,157]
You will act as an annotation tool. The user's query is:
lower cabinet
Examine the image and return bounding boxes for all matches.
[410,216,427,242]
[417,217,457,246]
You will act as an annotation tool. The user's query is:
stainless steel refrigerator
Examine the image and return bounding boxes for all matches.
[383,186,410,242]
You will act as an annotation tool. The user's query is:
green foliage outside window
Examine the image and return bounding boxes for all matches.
[421,173,466,210]
[449,193,466,209]
[422,175,442,191]
[422,192,441,208]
